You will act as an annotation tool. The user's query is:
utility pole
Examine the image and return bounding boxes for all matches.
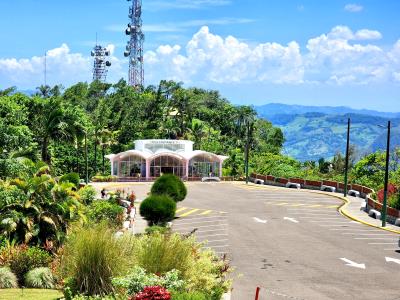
[382,120,391,227]
[85,132,89,184]
[344,118,351,197]
[245,120,251,184]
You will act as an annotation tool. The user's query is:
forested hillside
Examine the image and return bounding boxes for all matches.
[0,80,284,179]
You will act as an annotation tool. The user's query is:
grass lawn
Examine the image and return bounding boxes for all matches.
[0,288,63,300]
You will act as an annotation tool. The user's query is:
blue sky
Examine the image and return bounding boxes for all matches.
[0,0,399,111]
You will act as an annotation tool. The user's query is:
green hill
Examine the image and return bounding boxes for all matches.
[256,106,400,161]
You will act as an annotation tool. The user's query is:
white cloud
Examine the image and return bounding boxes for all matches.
[0,43,123,89]
[1,26,400,89]
[344,4,363,12]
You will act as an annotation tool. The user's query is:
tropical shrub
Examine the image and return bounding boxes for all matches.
[145,225,171,235]
[0,267,18,288]
[78,185,97,205]
[388,193,400,210]
[24,267,55,289]
[135,286,171,300]
[140,195,176,226]
[151,174,186,202]
[88,200,125,227]
[131,232,232,295]
[9,246,52,284]
[112,267,185,296]
[61,223,135,296]
[91,175,118,182]
[59,172,80,188]
[171,291,208,300]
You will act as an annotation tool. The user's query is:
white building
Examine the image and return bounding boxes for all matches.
[105,139,228,180]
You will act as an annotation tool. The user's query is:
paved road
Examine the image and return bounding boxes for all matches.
[96,181,400,299]
[176,182,400,300]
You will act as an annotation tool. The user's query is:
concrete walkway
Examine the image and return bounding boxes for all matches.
[336,193,400,234]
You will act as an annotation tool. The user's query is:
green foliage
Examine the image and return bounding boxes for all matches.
[0,267,18,288]
[24,267,54,289]
[252,153,302,179]
[151,174,186,202]
[140,195,176,226]
[60,172,80,188]
[9,246,51,285]
[171,291,208,300]
[91,175,118,182]
[389,193,400,210]
[131,232,232,295]
[61,223,134,296]
[351,151,386,190]
[112,266,185,296]
[87,200,124,227]
[0,163,86,248]
[78,185,97,205]
[145,225,171,235]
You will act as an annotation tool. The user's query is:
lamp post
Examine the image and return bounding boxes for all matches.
[382,120,391,227]
[245,120,250,184]
[344,118,351,197]
[85,132,89,185]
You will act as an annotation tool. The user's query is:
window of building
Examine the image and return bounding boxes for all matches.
[189,154,220,178]
[150,155,185,178]
[118,155,146,177]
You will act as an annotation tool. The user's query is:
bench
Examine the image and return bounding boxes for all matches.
[254,179,264,185]
[286,182,301,189]
[368,209,381,220]
[321,185,336,193]
[201,177,221,182]
[348,189,360,197]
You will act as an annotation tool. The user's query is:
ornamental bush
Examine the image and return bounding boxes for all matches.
[88,200,125,227]
[78,185,97,205]
[60,172,80,188]
[151,174,186,202]
[140,195,176,226]
[61,223,134,296]
[24,267,55,289]
[135,286,171,300]
[171,291,208,300]
[9,246,52,285]
[0,267,18,288]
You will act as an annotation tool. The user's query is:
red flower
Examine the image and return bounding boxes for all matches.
[134,286,171,300]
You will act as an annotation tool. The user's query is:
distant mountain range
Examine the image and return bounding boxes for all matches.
[255,103,400,161]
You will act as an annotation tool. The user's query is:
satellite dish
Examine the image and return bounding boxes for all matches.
[124,51,130,57]
[125,28,131,35]
[105,51,110,56]
[127,24,131,28]
[106,61,111,67]
[91,51,95,56]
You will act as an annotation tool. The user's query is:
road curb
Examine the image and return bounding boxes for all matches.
[308,191,400,235]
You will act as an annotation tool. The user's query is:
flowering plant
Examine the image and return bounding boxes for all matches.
[134,286,171,300]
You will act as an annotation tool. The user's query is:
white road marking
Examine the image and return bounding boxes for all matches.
[253,217,267,223]
[330,229,379,231]
[340,258,366,269]
[310,221,351,223]
[385,257,400,265]
[368,242,399,245]
[300,217,341,219]
[355,237,399,240]
[284,217,299,223]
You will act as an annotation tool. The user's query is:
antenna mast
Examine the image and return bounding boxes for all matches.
[91,38,112,82]
[125,0,144,87]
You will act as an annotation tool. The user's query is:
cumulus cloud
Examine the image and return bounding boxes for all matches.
[145,25,399,85]
[1,26,400,89]
[0,44,123,89]
[145,0,231,11]
[344,3,363,12]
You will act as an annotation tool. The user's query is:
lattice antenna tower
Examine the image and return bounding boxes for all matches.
[124,0,144,87]
[91,40,111,82]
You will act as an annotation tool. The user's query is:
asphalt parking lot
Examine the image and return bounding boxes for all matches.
[97,181,400,300]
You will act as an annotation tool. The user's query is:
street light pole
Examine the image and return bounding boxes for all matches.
[85,132,89,185]
[382,120,391,227]
[344,118,351,197]
[245,120,250,184]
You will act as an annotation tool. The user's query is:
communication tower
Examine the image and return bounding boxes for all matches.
[125,0,145,87]
[91,45,111,82]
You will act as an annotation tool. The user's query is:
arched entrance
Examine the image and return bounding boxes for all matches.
[189,153,221,178]
[150,155,185,178]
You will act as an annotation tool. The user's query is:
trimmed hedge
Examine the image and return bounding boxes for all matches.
[151,174,187,202]
[140,195,176,225]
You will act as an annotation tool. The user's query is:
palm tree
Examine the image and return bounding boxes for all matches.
[98,128,119,174]
[189,119,205,149]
